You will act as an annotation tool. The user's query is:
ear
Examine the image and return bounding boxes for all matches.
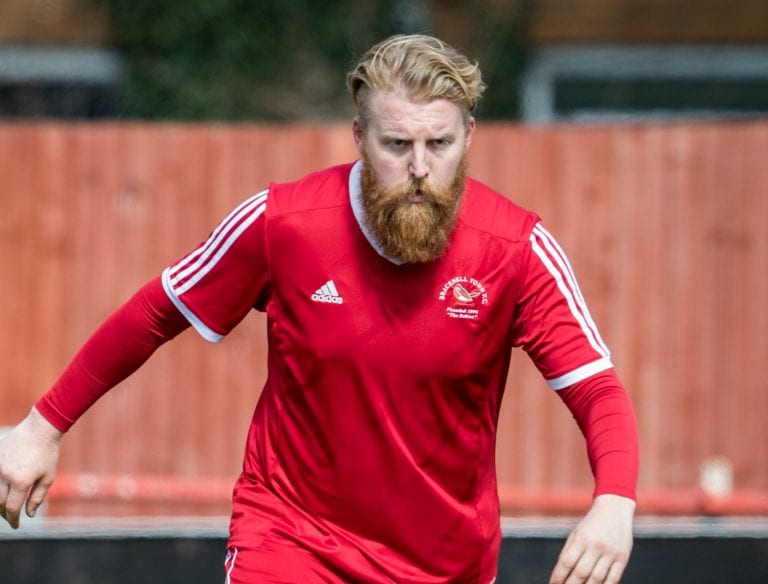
[464,116,476,150]
[352,117,365,154]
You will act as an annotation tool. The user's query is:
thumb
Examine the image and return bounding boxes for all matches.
[25,479,52,518]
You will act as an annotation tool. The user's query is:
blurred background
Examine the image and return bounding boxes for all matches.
[1,1,767,582]
[2,0,768,122]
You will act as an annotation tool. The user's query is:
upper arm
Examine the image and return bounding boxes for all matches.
[511,222,612,389]
[162,190,271,342]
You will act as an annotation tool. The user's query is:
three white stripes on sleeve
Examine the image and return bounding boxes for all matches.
[529,223,613,389]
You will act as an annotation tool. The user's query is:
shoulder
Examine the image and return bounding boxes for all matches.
[267,163,354,216]
[457,178,541,243]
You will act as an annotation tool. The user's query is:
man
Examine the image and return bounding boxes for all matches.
[0,35,638,583]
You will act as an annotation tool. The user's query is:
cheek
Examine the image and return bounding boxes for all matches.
[368,152,408,188]
[432,152,464,186]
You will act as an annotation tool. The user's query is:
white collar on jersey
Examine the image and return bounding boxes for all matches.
[349,160,404,265]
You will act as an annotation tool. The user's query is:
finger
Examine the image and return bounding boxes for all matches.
[585,556,613,583]
[604,559,628,584]
[26,479,51,518]
[563,552,600,584]
[0,479,9,523]
[4,485,29,529]
[549,537,585,584]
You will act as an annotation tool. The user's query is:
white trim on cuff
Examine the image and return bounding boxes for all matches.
[161,268,224,344]
[547,357,613,390]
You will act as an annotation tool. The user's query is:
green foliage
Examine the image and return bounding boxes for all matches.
[108,0,400,120]
[462,0,533,121]
[107,0,529,120]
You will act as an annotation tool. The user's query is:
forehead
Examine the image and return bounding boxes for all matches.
[367,90,465,136]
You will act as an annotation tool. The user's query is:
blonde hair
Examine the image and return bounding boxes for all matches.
[347,34,485,128]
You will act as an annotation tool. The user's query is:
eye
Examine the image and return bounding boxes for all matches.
[383,138,409,153]
[429,138,452,149]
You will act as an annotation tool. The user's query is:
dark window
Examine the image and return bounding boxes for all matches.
[554,77,768,116]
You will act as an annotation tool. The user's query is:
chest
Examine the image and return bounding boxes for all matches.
[264,211,521,379]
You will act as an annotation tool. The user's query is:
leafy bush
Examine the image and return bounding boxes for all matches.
[107,0,528,120]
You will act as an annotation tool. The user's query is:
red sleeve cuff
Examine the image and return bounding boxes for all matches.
[33,399,74,434]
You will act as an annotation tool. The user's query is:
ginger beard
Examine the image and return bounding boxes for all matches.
[360,152,467,263]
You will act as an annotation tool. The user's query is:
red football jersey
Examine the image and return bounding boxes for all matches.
[163,162,613,582]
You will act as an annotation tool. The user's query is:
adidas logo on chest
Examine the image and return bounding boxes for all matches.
[311,280,344,304]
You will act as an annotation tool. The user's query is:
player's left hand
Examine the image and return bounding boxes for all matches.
[549,494,635,584]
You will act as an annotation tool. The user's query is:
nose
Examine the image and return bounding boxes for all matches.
[409,144,429,179]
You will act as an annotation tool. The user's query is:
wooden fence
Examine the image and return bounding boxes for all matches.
[1,120,766,516]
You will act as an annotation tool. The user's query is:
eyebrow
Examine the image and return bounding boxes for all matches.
[379,131,456,141]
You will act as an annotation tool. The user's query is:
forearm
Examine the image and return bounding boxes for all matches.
[557,370,639,500]
[35,277,189,432]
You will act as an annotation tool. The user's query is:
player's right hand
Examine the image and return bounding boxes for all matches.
[0,407,63,529]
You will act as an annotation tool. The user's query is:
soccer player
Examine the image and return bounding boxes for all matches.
[0,34,638,583]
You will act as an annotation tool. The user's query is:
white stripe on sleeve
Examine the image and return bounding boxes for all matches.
[162,268,224,343]
[161,189,268,343]
[532,224,610,356]
[168,190,268,295]
[529,224,611,360]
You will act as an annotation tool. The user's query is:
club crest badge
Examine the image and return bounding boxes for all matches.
[438,276,489,320]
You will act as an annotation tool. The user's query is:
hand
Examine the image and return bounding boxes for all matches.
[549,494,635,584]
[0,407,63,529]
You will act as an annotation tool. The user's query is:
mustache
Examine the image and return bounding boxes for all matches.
[368,176,455,207]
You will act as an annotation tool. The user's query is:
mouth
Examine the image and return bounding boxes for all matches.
[407,189,426,203]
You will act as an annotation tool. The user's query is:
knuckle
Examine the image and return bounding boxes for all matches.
[590,540,608,554]
[573,565,592,579]
[604,544,626,562]
[559,545,580,564]
[557,555,577,571]
[7,474,32,491]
